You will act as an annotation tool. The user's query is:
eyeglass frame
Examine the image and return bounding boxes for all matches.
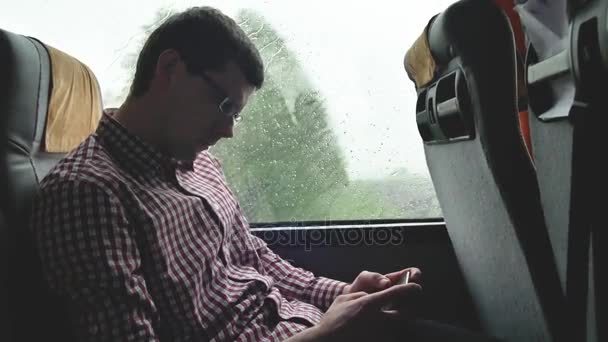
[197,72,243,122]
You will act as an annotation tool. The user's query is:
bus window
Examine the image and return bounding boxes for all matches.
[1,0,457,223]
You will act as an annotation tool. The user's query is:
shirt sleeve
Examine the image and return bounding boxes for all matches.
[208,151,348,310]
[249,234,348,311]
[31,177,159,341]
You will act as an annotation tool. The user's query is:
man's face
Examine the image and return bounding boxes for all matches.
[160,52,255,160]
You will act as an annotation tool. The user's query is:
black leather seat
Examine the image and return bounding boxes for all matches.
[0,27,100,341]
[0,59,13,342]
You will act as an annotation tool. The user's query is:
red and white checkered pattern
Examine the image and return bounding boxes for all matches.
[31,113,346,341]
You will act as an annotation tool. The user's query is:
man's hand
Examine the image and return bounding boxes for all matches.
[287,283,422,341]
[343,267,422,295]
[342,267,423,321]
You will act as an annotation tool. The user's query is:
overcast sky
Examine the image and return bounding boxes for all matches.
[1,0,456,179]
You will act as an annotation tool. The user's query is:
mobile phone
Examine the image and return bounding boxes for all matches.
[399,271,410,285]
[381,271,411,312]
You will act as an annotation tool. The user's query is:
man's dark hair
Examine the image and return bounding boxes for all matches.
[130,6,264,98]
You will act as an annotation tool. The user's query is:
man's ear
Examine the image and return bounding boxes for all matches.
[155,49,181,82]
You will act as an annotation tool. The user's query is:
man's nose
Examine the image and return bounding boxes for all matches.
[218,120,234,138]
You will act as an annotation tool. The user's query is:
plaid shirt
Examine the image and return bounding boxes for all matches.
[31,113,347,341]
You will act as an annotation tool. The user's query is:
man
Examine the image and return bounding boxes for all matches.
[31,6,497,341]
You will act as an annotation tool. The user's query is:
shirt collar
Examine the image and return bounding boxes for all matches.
[95,111,194,175]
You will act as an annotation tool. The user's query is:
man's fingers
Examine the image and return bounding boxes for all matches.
[408,268,422,284]
[362,283,422,311]
[369,272,391,289]
[384,270,406,284]
[354,271,391,292]
[385,267,422,285]
[338,291,368,302]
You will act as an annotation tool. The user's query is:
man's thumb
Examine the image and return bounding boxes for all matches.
[379,277,390,288]
[365,283,422,310]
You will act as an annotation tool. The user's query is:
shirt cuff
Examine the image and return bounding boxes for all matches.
[307,277,349,311]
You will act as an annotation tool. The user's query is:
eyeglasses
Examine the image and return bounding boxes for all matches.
[198,73,243,122]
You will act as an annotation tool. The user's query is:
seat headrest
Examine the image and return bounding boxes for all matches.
[44,44,102,153]
[2,28,104,222]
[404,17,438,90]
[1,29,102,156]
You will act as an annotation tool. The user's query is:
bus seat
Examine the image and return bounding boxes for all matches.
[404,0,566,340]
[520,0,607,340]
[0,73,12,342]
[0,27,102,341]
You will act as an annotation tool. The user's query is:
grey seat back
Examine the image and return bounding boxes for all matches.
[405,0,566,340]
[521,0,608,340]
[0,28,73,341]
